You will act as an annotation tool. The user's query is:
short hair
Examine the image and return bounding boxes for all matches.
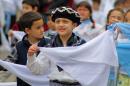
[18,12,43,31]
[22,0,39,8]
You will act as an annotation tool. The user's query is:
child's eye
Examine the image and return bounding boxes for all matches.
[63,20,68,23]
[55,20,60,23]
[36,25,43,29]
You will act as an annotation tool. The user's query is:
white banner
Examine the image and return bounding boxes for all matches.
[0,31,118,86]
[0,82,16,86]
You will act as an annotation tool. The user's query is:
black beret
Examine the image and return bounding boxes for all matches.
[52,7,80,25]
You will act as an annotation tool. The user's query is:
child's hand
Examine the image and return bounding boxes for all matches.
[28,44,39,57]
[8,30,14,37]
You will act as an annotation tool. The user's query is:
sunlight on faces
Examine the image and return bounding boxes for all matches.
[25,19,44,39]
[77,6,91,21]
[55,18,76,36]
[108,10,124,24]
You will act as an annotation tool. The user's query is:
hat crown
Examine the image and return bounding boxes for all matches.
[51,7,81,25]
[52,7,80,18]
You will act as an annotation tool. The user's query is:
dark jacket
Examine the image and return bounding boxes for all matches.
[15,35,50,86]
[49,33,86,47]
[39,33,86,71]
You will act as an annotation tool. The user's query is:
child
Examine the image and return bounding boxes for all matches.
[106,8,124,26]
[73,1,103,41]
[116,9,130,86]
[27,7,86,86]
[8,0,41,57]
[105,8,124,40]
[106,8,124,86]
[14,12,50,86]
[44,10,57,38]
[10,0,40,31]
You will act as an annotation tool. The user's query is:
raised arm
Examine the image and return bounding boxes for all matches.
[27,44,50,75]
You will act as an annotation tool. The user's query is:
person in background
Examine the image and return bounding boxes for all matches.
[116,9,130,86]
[123,0,130,12]
[124,9,130,23]
[73,1,103,41]
[114,0,125,9]
[106,8,125,86]
[38,0,68,32]
[92,0,105,25]
[11,0,40,31]
[106,8,124,30]
[44,9,57,38]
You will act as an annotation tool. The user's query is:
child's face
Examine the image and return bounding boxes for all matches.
[108,10,124,24]
[125,12,130,23]
[22,3,37,14]
[55,18,76,36]
[26,19,44,40]
[77,6,91,21]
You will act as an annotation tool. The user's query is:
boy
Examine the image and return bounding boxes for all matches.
[8,0,40,55]
[15,12,50,86]
[10,0,40,31]
[27,7,86,86]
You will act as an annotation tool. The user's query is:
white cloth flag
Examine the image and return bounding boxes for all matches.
[38,30,118,86]
[0,30,118,86]
[0,60,49,86]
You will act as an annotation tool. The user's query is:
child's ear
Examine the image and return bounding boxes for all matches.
[25,28,30,34]
[34,6,38,12]
[73,23,78,28]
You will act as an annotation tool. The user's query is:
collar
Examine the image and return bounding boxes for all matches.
[53,33,78,47]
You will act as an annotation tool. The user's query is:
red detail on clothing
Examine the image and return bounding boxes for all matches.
[12,23,19,31]
[43,23,49,31]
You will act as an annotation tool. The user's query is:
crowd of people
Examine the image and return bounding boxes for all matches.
[0,0,130,86]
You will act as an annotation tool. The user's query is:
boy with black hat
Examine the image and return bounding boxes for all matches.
[27,7,86,86]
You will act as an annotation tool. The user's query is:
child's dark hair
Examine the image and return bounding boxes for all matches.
[18,12,43,31]
[76,1,95,28]
[22,0,40,10]
[114,0,125,7]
